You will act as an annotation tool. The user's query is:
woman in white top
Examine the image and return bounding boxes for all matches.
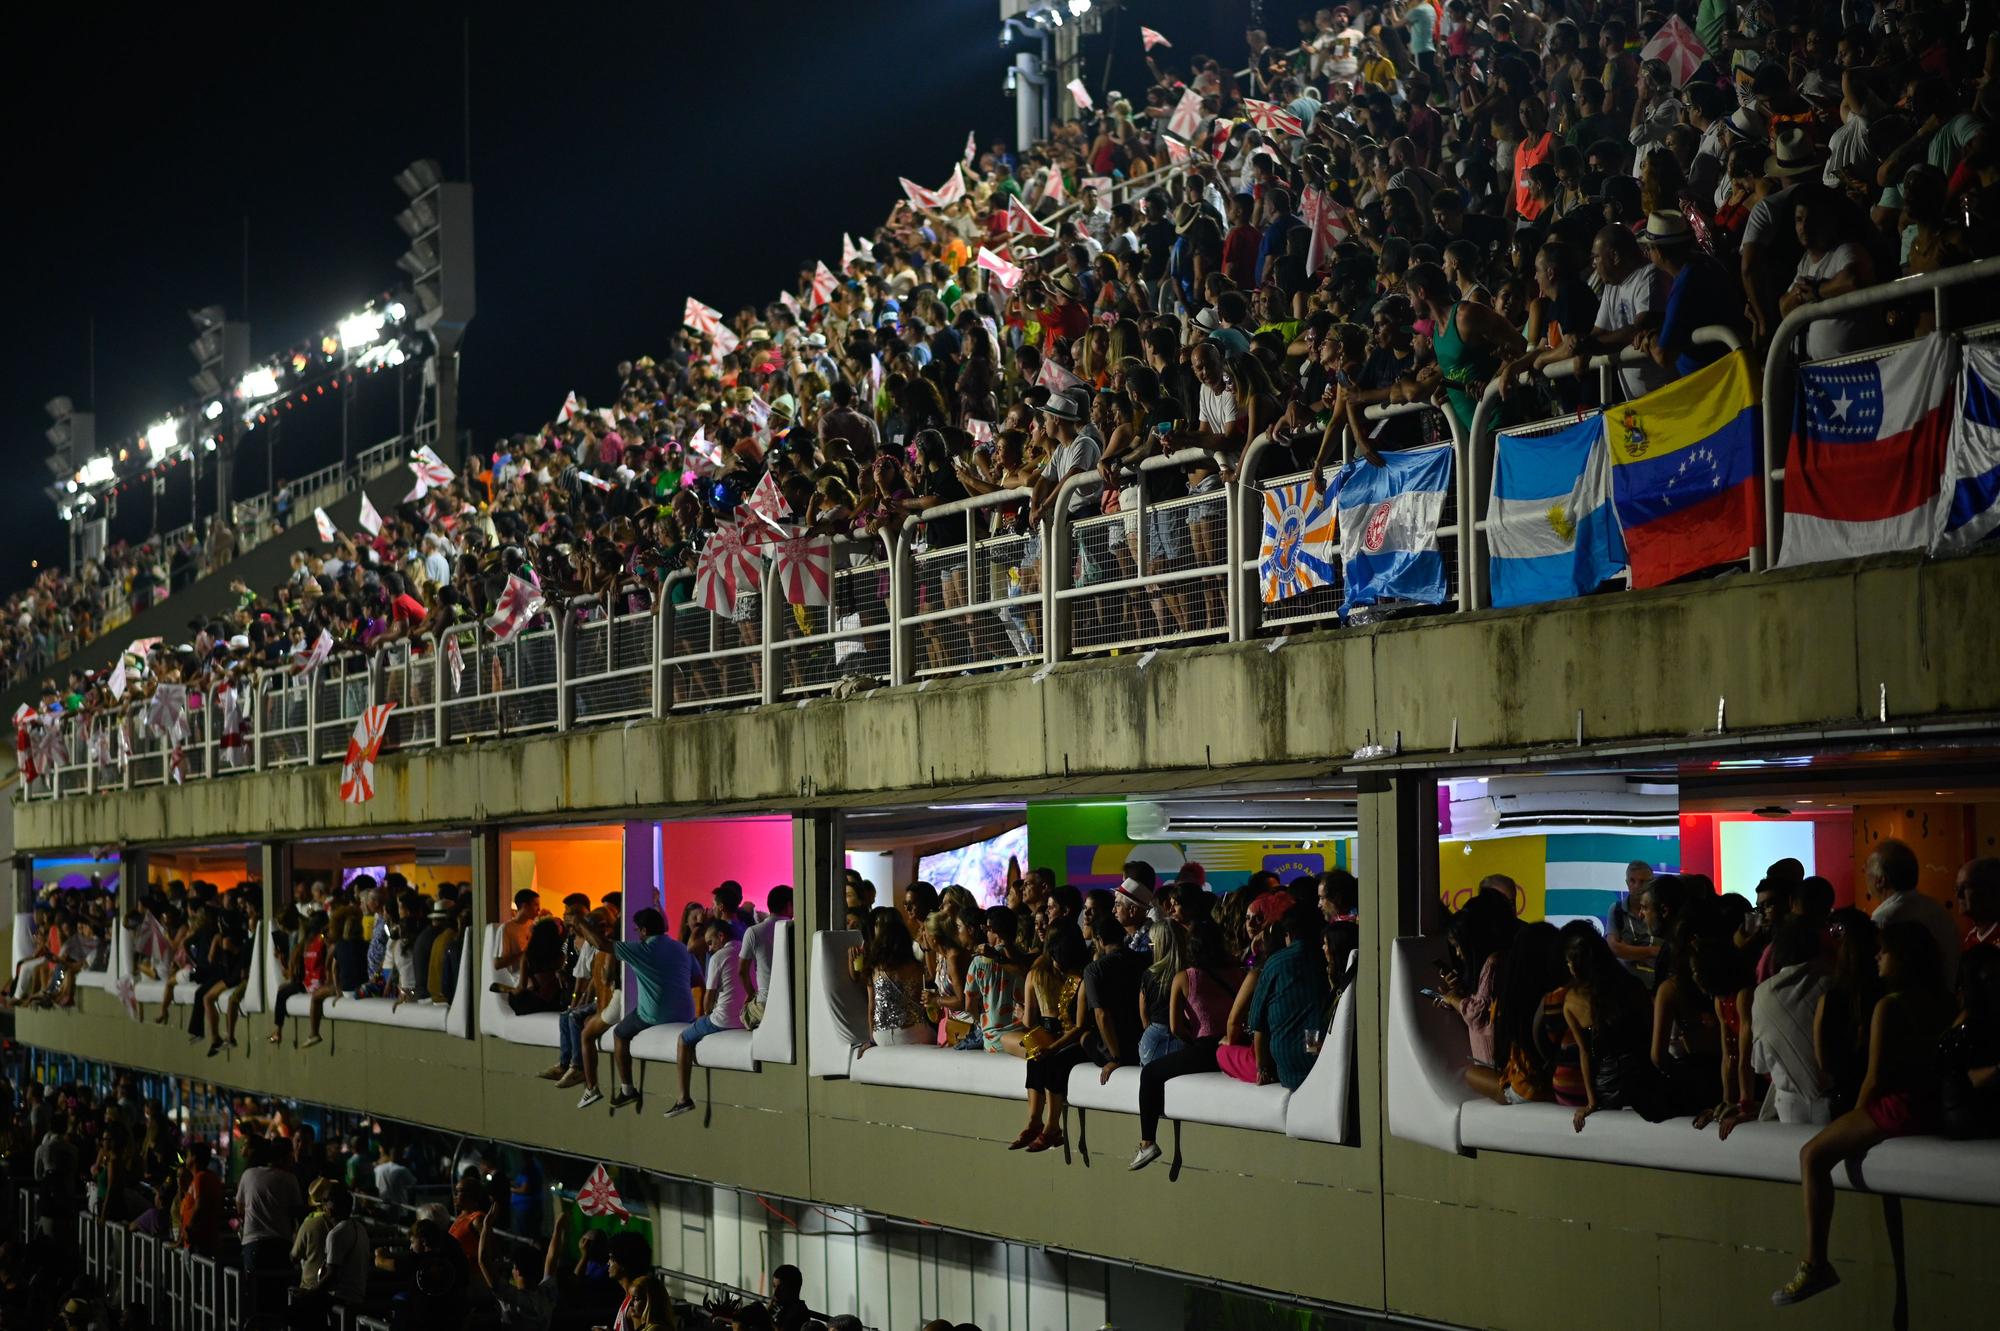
[1748,920,1833,1128]
[1781,184,1878,360]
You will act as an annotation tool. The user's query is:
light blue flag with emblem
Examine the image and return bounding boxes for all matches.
[1336,444,1453,612]
[1488,416,1627,607]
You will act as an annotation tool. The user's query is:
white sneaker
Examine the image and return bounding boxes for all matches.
[575,1088,604,1109]
[1128,1143,1162,1172]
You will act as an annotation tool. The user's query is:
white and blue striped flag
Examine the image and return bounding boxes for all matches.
[1489,415,1627,607]
[1936,342,2000,554]
[1336,444,1454,613]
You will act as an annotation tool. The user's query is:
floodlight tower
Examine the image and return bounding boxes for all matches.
[187,304,250,524]
[395,159,475,467]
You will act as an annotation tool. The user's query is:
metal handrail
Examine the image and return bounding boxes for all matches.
[15,306,1985,808]
[1465,326,1746,606]
[1760,256,2000,567]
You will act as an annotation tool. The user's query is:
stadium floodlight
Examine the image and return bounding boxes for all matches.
[396,235,439,279]
[189,328,222,364]
[1068,0,1091,15]
[414,276,441,313]
[202,400,225,421]
[45,422,70,449]
[337,308,386,352]
[238,366,281,401]
[189,369,221,397]
[394,158,442,199]
[187,305,225,330]
[146,417,180,454]
[395,196,438,238]
[387,301,407,322]
[44,396,75,420]
[79,454,116,487]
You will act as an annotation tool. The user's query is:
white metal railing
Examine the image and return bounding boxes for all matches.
[1761,257,2000,567]
[895,490,1041,679]
[23,300,2000,804]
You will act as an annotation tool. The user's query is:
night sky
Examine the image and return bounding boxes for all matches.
[6,1,1268,595]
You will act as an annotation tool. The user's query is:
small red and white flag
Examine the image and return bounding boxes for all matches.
[1067,79,1094,111]
[357,492,383,537]
[687,426,722,469]
[404,470,431,504]
[294,629,334,676]
[1006,196,1054,238]
[557,390,580,423]
[1081,176,1113,198]
[966,418,996,444]
[1037,358,1085,394]
[841,232,871,269]
[683,297,727,338]
[975,247,1025,291]
[13,707,38,785]
[811,261,838,307]
[778,289,802,319]
[314,507,336,543]
[932,167,967,207]
[1163,134,1192,164]
[693,520,762,615]
[1211,118,1235,160]
[898,176,942,210]
[1302,187,1350,276]
[1140,26,1172,51]
[1640,15,1708,86]
[1243,98,1305,137]
[339,703,396,805]
[769,526,833,606]
[108,657,129,700]
[577,469,614,492]
[486,573,547,642]
[746,470,787,526]
[414,444,454,488]
[576,1164,629,1219]
[1041,169,1066,208]
[1168,87,1205,141]
[445,633,465,694]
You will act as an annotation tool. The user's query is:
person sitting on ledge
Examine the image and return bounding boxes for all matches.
[665,915,749,1120]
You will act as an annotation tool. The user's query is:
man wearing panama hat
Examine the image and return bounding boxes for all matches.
[1635,211,1740,375]
[1741,129,1825,344]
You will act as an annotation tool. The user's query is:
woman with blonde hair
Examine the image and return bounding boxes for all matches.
[1139,921,1191,1065]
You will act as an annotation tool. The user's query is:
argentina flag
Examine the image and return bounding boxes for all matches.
[1488,415,1628,607]
[1336,444,1454,613]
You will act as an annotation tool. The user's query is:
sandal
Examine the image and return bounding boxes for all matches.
[1025,1126,1065,1154]
[1007,1126,1043,1151]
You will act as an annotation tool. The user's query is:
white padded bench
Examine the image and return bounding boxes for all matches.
[272,930,472,1037]
[478,920,795,1071]
[808,929,1354,1143]
[1387,936,2000,1205]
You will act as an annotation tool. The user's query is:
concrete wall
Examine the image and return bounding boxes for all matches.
[14,548,2000,1329]
[18,547,2000,856]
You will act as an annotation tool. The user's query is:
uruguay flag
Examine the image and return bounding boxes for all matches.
[1336,444,1453,612]
[1489,416,1627,607]
[1779,332,1957,567]
[1936,342,2000,553]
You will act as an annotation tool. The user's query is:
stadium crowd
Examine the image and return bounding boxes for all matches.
[20,0,2000,782]
[0,1061,909,1330]
[1434,844,2000,1305]
[842,861,1360,1168]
